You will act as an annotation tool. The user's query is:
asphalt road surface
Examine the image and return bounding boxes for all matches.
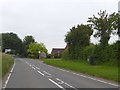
[3,58,119,89]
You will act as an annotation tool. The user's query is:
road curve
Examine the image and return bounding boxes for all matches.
[2,58,119,90]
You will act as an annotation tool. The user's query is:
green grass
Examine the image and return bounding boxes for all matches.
[44,59,119,82]
[0,52,2,78]
[0,53,14,77]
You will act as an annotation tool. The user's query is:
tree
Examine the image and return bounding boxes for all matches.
[23,35,35,57]
[0,34,2,51]
[88,10,118,47]
[65,24,93,46]
[23,36,35,46]
[2,32,23,55]
[27,42,48,58]
[117,12,120,64]
[65,24,93,59]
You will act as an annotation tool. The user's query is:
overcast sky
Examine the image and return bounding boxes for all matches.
[0,0,119,53]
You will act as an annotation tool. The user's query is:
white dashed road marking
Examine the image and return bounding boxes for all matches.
[35,67,40,70]
[37,71,44,76]
[25,60,118,88]
[49,79,65,90]
[43,71,51,76]
[56,78,78,90]
[32,67,36,70]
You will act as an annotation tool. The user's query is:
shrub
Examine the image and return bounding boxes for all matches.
[62,48,70,60]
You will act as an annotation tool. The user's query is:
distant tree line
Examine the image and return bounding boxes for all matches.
[1,33,48,58]
[62,10,119,65]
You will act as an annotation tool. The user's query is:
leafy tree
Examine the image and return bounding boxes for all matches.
[87,10,119,64]
[23,36,35,46]
[27,42,47,58]
[88,10,118,47]
[2,32,23,55]
[64,24,93,59]
[117,12,120,64]
[23,35,35,57]
[0,34,2,51]
[65,24,93,46]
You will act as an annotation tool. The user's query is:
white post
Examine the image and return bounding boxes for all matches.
[38,51,41,59]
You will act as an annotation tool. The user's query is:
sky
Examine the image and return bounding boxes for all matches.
[0,0,119,53]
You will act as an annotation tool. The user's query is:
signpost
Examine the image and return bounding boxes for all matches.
[39,51,41,59]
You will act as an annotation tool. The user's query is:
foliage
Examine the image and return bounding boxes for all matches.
[46,54,52,58]
[88,10,118,46]
[2,32,23,55]
[62,48,70,60]
[118,12,120,37]
[83,44,95,60]
[65,24,93,47]
[87,11,118,64]
[2,53,14,77]
[62,10,118,66]
[23,35,35,46]
[23,35,35,57]
[27,42,48,58]
[0,34,2,48]
[64,24,93,59]
[92,42,118,65]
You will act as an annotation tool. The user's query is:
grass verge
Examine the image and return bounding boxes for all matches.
[1,53,14,77]
[0,52,1,78]
[44,59,118,82]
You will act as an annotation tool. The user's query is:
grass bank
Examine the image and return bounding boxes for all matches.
[1,53,14,77]
[0,53,2,78]
[44,59,118,82]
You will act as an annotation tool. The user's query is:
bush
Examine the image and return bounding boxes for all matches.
[83,44,95,60]
[62,44,96,61]
[93,43,118,65]
[62,48,70,60]
[46,54,52,58]
[62,42,118,66]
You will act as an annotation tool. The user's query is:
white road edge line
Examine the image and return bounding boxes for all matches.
[37,71,44,76]
[58,68,69,72]
[49,79,65,90]
[74,73,118,87]
[56,68,118,87]
[2,62,16,89]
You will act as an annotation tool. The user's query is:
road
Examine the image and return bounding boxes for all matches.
[2,58,119,89]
